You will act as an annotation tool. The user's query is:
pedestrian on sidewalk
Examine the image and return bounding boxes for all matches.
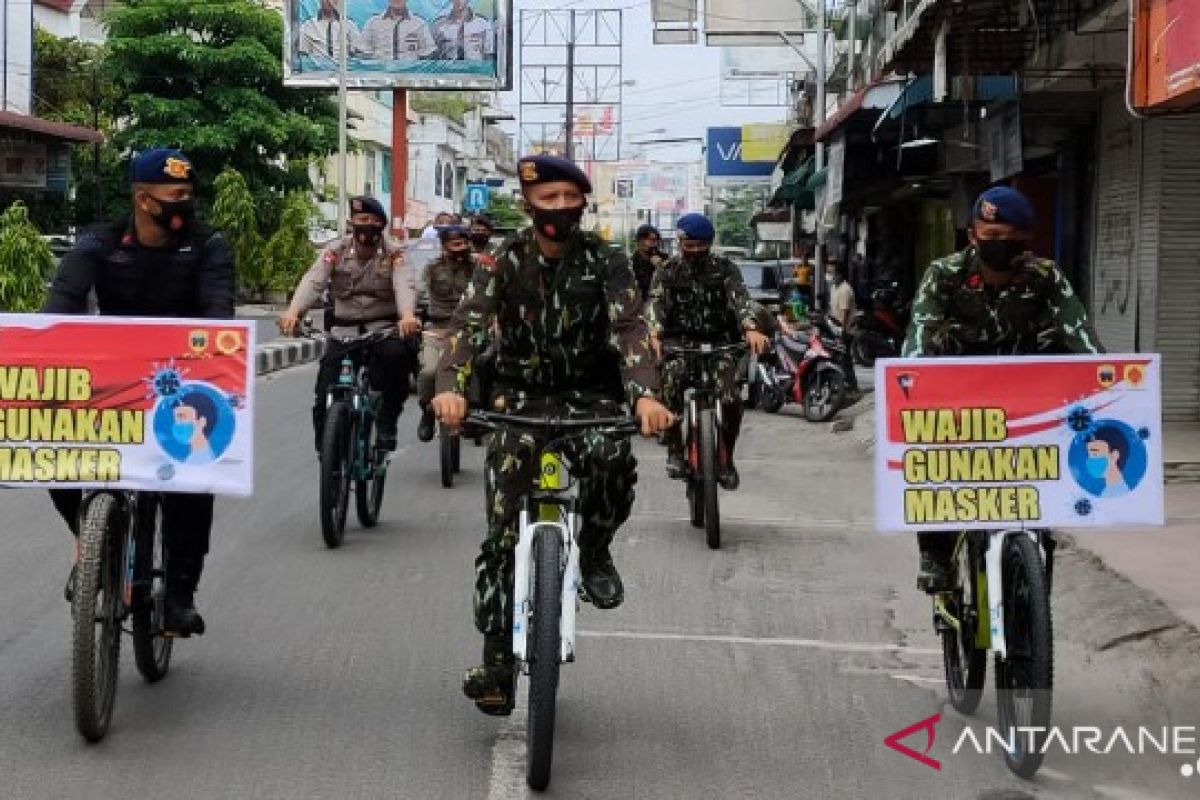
[826,260,860,394]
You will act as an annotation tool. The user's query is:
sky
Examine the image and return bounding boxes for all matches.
[496,0,790,163]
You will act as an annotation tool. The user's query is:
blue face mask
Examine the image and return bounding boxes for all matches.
[1086,455,1110,478]
[172,421,196,444]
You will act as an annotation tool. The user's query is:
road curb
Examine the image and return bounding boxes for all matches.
[256,337,326,376]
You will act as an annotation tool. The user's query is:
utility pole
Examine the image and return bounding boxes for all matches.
[813,0,827,305]
[391,90,408,234]
[564,9,576,160]
[336,0,349,237]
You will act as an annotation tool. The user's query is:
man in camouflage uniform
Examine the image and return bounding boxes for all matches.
[432,154,673,715]
[280,196,420,451]
[631,223,665,302]
[416,225,478,442]
[649,213,769,490]
[902,185,1101,592]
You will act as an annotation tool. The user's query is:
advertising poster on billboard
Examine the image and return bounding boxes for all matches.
[874,355,1164,534]
[284,0,511,90]
[0,316,255,496]
[706,126,778,184]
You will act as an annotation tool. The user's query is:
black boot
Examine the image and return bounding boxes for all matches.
[164,560,206,637]
[462,634,515,716]
[417,403,436,443]
[377,410,400,451]
[581,548,624,610]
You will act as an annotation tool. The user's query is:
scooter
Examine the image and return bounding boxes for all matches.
[752,314,847,422]
[852,281,910,366]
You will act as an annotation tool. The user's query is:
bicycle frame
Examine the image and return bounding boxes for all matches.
[934,528,1052,659]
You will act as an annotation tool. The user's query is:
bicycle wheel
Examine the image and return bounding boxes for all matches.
[355,415,387,528]
[72,493,123,742]
[440,428,455,488]
[699,408,720,549]
[941,534,985,714]
[995,533,1054,779]
[452,433,462,474]
[320,401,354,548]
[687,479,704,528]
[132,498,172,683]
[527,527,564,792]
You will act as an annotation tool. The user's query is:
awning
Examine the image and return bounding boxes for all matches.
[805,167,827,191]
[770,157,815,209]
[0,111,103,144]
[883,75,1019,121]
[814,80,906,142]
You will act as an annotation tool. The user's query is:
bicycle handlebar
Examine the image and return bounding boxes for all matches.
[466,411,641,437]
[662,342,749,356]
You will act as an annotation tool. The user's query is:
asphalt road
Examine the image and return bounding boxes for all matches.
[2,363,1199,799]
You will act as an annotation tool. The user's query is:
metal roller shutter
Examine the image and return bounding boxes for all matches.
[1091,94,1142,353]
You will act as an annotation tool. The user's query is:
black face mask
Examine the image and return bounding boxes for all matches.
[148,197,195,233]
[449,248,472,263]
[353,223,384,248]
[683,249,710,265]
[976,239,1026,272]
[470,233,491,248]
[531,205,584,243]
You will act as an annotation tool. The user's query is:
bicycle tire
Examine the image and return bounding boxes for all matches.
[440,429,455,488]
[687,479,704,528]
[320,402,353,548]
[699,408,720,549]
[71,493,123,743]
[527,527,564,791]
[132,499,172,683]
[355,414,387,528]
[452,433,462,473]
[941,535,985,714]
[995,534,1054,780]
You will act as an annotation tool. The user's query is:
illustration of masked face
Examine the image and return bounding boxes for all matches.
[173,404,207,448]
[1085,440,1119,480]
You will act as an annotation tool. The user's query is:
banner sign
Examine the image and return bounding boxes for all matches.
[283,0,512,90]
[705,126,775,184]
[874,355,1164,533]
[0,316,255,495]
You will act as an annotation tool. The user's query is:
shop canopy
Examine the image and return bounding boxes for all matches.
[770,156,815,210]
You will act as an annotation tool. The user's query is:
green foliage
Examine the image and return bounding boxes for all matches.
[0,202,53,312]
[714,186,762,249]
[263,192,316,292]
[410,91,477,122]
[106,0,339,200]
[210,168,264,295]
[485,192,526,229]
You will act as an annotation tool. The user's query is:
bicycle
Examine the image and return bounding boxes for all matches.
[662,342,747,550]
[318,329,393,548]
[466,410,641,792]
[934,528,1055,778]
[439,421,462,488]
[71,489,172,742]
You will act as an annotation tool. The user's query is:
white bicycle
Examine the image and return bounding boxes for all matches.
[467,410,640,792]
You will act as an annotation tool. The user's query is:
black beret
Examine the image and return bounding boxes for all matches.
[438,224,470,242]
[635,224,660,240]
[518,155,593,194]
[130,147,194,184]
[349,195,387,223]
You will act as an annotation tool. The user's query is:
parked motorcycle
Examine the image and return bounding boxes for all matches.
[851,281,910,367]
[751,314,847,422]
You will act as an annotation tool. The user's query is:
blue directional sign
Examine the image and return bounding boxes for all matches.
[464,183,490,213]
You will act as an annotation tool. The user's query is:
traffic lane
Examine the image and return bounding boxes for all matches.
[0,364,494,800]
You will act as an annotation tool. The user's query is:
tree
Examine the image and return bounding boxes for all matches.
[410,91,477,122]
[263,192,316,293]
[0,202,53,312]
[210,168,264,297]
[485,192,527,230]
[714,186,761,250]
[106,0,339,201]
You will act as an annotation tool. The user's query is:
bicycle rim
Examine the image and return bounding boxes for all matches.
[355,415,385,527]
[995,534,1054,779]
[72,494,123,742]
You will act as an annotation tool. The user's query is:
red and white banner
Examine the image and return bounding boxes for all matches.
[0,315,255,495]
[874,355,1164,533]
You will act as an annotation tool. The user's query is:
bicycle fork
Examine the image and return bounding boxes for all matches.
[512,510,581,669]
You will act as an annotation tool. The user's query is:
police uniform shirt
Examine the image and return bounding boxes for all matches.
[431,11,494,61]
[290,236,416,334]
[298,15,363,64]
[361,13,437,62]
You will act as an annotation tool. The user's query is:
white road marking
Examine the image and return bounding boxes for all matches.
[577,629,940,656]
[890,674,946,686]
[486,686,530,800]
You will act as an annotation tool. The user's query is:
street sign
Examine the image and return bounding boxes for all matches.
[464,183,490,213]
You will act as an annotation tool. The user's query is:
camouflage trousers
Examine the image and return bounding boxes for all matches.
[473,398,637,636]
[659,352,745,454]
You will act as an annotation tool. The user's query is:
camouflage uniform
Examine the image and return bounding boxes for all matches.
[630,250,662,303]
[647,253,758,456]
[902,246,1102,565]
[436,227,659,636]
[418,253,476,407]
[901,248,1101,358]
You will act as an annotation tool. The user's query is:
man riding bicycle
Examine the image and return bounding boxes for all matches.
[648,213,769,490]
[903,185,1102,592]
[43,147,234,637]
[417,225,479,442]
[431,154,673,715]
[280,196,420,452]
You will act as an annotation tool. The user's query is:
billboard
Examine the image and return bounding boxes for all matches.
[1132,0,1200,111]
[284,0,512,90]
[705,0,813,47]
[706,127,779,183]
